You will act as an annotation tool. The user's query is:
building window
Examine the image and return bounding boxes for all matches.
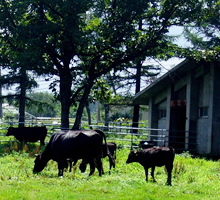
[199,107,208,117]
[159,110,166,119]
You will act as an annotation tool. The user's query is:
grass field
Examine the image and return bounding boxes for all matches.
[0,143,220,200]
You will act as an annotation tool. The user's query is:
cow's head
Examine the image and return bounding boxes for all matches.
[79,161,87,173]
[126,150,141,164]
[6,127,14,136]
[33,154,48,173]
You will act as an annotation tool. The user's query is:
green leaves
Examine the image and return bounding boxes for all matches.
[183,0,220,59]
[1,0,216,128]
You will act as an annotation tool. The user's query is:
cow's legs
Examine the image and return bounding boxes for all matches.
[79,160,88,173]
[68,159,78,172]
[144,166,149,182]
[165,164,173,186]
[40,139,45,146]
[68,159,72,172]
[88,161,96,176]
[95,156,103,176]
[20,140,25,149]
[151,166,156,182]
[108,155,112,174]
[79,158,96,176]
[108,154,115,174]
[101,164,105,175]
[58,161,66,176]
[58,169,64,176]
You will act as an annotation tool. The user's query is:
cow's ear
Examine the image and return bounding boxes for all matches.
[35,154,40,158]
[130,150,138,155]
[130,150,136,155]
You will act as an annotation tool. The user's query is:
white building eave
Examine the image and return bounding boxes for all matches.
[133,58,193,105]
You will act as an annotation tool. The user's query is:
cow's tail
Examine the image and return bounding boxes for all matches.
[94,129,108,152]
[95,129,115,166]
[168,146,175,160]
[114,143,117,160]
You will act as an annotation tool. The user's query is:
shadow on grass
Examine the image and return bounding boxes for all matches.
[0,140,45,157]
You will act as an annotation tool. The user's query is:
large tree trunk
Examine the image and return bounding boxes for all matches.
[71,83,93,130]
[60,71,72,130]
[104,103,110,131]
[86,104,92,128]
[19,71,27,128]
[97,101,101,122]
[132,61,141,133]
[132,21,142,134]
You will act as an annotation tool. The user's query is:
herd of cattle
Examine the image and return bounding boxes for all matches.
[6,126,175,185]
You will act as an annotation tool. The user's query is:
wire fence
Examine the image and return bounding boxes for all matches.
[0,119,198,152]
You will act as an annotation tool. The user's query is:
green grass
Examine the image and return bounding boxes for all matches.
[0,145,220,200]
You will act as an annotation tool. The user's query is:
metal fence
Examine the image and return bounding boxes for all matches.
[0,119,198,152]
[89,124,198,152]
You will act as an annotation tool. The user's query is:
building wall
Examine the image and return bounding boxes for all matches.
[148,91,167,142]
[211,62,220,155]
[158,100,167,146]
[147,61,220,155]
[148,97,159,141]
[196,71,212,154]
[197,118,210,154]
[188,70,199,152]
[158,100,167,130]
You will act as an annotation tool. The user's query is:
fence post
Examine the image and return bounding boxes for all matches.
[130,127,133,150]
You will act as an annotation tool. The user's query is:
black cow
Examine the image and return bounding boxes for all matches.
[103,142,117,160]
[126,146,175,185]
[6,126,47,146]
[102,142,117,172]
[78,142,117,174]
[33,129,113,177]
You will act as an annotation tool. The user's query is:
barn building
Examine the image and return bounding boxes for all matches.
[134,59,220,156]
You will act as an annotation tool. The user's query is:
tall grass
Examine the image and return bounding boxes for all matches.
[0,144,220,200]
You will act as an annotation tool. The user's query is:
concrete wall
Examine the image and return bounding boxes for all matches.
[196,71,212,154]
[147,61,220,155]
[158,100,167,130]
[148,90,168,142]
[197,118,210,154]
[211,62,220,155]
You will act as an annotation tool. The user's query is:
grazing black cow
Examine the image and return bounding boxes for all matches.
[78,142,117,174]
[103,142,117,161]
[6,126,47,146]
[126,146,175,185]
[103,142,117,172]
[33,129,113,177]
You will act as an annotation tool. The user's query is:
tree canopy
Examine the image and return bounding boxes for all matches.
[0,0,216,129]
[183,0,220,59]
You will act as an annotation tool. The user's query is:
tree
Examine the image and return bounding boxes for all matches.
[0,69,38,127]
[26,92,58,117]
[71,0,207,129]
[183,0,220,59]
[0,0,208,130]
[0,1,41,126]
[104,62,160,131]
